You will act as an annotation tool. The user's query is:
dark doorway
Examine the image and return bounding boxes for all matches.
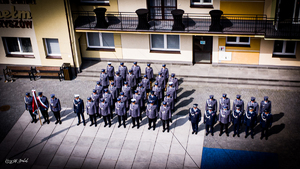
[193,36,213,64]
[148,0,177,20]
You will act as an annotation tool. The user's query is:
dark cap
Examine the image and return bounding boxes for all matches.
[158,72,162,75]
[50,94,55,98]
[193,104,198,107]
[25,92,30,96]
[151,91,154,94]
[116,71,120,75]
[96,81,101,85]
[135,90,138,93]
[120,62,124,65]
[167,93,170,96]
[162,64,166,67]
[124,81,128,84]
[93,89,96,93]
[150,100,154,103]
[223,105,228,109]
[251,97,255,101]
[111,82,114,85]
[104,89,108,92]
[222,93,227,97]
[117,98,121,101]
[120,92,124,95]
[129,70,132,73]
[236,95,241,99]
[209,95,214,99]
[171,73,175,77]
[133,62,137,64]
[38,92,43,95]
[144,75,147,77]
[155,82,158,85]
[264,109,269,112]
[100,98,104,102]
[264,96,268,101]
[249,106,254,110]
[147,63,150,66]
[87,97,91,100]
[138,83,142,86]
[101,69,105,72]
[163,101,167,105]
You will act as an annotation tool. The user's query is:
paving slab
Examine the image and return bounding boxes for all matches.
[64,156,85,169]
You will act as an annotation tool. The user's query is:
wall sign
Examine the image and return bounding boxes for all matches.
[0,6,32,28]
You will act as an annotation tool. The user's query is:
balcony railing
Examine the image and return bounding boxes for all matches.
[72,11,300,39]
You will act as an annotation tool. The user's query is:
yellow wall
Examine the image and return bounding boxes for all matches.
[259,39,300,66]
[80,33,122,59]
[220,1,265,15]
[218,37,260,64]
[72,0,119,12]
[178,0,220,13]
[30,0,74,67]
[118,0,146,12]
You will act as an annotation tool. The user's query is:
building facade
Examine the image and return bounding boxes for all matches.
[1,0,300,76]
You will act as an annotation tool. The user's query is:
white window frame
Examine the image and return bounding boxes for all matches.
[273,41,297,55]
[86,32,115,49]
[80,0,109,3]
[3,37,33,55]
[293,0,300,24]
[226,37,250,45]
[44,38,61,57]
[150,34,180,51]
[191,0,213,5]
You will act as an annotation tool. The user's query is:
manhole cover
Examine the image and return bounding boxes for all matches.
[0,105,10,111]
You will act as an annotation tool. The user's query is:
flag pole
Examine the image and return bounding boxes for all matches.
[32,89,42,126]
[37,108,42,125]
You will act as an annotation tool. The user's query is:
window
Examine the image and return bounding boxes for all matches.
[226,37,250,46]
[86,32,115,50]
[80,0,109,4]
[45,38,61,58]
[293,0,300,23]
[2,37,34,58]
[150,34,180,51]
[191,0,213,7]
[273,41,297,57]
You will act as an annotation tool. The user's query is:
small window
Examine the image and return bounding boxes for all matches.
[226,37,250,46]
[2,37,33,57]
[293,0,300,23]
[86,32,115,49]
[191,0,213,5]
[45,38,61,58]
[273,41,297,57]
[150,34,180,51]
[80,0,109,3]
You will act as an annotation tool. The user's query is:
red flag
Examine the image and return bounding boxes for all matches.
[32,90,39,115]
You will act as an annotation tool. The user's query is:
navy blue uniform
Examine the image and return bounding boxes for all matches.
[38,95,49,123]
[260,100,272,115]
[204,110,216,135]
[73,98,85,125]
[260,112,273,139]
[244,110,257,137]
[231,110,243,136]
[189,108,201,133]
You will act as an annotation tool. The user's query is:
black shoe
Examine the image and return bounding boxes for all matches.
[43,121,47,124]
[104,124,107,127]
[95,124,97,127]
[260,136,263,140]
[59,120,62,124]
[148,127,151,130]
[206,133,209,136]
[265,137,268,140]
[237,134,240,137]
[137,126,139,129]
[109,124,111,128]
[47,120,50,124]
[226,133,229,137]
[124,125,126,128]
[31,120,34,123]
[251,135,254,139]
[192,131,195,134]
[195,132,197,135]
[211,133,214,136]
[90,123,94,126]
[83,123,86,126]
[245,135,248,138]
[233,134,236,137]
[153,128,155,131]
[132,125,135,128]
[118,124,121,128]
[219,133,222,136]
[77,123,80,126]
[55,121,59,124]
[163,129,166,132]
[35,119,37,123]
[167,129,170,133]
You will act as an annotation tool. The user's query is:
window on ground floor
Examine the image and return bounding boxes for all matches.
[273,40,297,58]
[191,0,213,8]
[226,37,250,46]
[44,38,61,58]
[150,34,180,52]
[2,37,34,58]
[86,32,115,50]
[80,0,109,4]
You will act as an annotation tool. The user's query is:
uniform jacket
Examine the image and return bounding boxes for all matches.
[247,101,259,113]
[244,110,257,127]
[204,110,216,126]
[118,66,128,79]
[233,99,245,113]
[38,96,49,111]
[205,99,217,111]
[119,95,129,109]
[145,67,153,79]
[131,65,141,79]
[109,86,118,100]
[133,94,143,108]
[159,105,172,120]
[260,113,273,128]
[231,110,243,125]
[161,67,169,81]
[24,96,33,110]
[103,92,113,106]
[95,84,103,97]
[115,102,126,116]
[126,74,136,88]
[99,101,111,116]
[106,65,114,78]
[260,100,272,114]
[114,75,123,89]
[100,73,109,86]
[219,109,231,124]
[169,77,179,90]
[137,87,146,100]
[129,104,140,118]
[73,98,84,114]
[91,93,100,107]
[148,95,158,108]
[142,78,151,90]
[122,85,132,98]
[146,104,158,119]
[189,108,201,123]
[164,96,174,110]
[219,97,230,112]
[156,76,165,89]
[50,98,61,112]
[152,86,162,99]
[86,101,96,115]
[166,86,176,100]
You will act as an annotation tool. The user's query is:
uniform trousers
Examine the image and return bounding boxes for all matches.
[245,125,254,136]
[162,119,170,130]
[219,122,229,134]
[53,111,61,122]
[148,117,157,129]
[109,76,114,81]
[41,110,49,121]
[118,115,126,127]
[261,126,269,138]
[233,123,241,135]
[132,117,140,128]
[103,115,111,126]
[206,124,214,134]
[116,88,121,95]
[76,112,85,124]
[192,122,199,132]
[28,109,36,121]
[89,114,97,126]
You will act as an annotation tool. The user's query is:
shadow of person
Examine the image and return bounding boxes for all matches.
[178,78,184,86]
[107,14,121,25]
[175,97,194,110]
[177,90,196,101]
[273,112,284,123]
[268,123,285,138]
[177,87,184,94]
[183,17,196,28]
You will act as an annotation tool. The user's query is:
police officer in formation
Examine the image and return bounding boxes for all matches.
[169,73,178,91]
[159,101,172,132]
[152,82,162,105]
[24,92,37,123]
[260,109,273,140]
[247,97,259,113]
[91,89,100,115]
[106,62,114,82]
[260,96,272,115]
[219,93,230,112]
[137,83,146,108]
[205,95,217,112]
[161,64,169,86]
[86,97,97,127]
[115,98,127,128]
[145,63,153,82]
[133,90,143,114]
[142,75,151,95]
[164,93,174,111]
[109,82,118,108]
[244,106,257,139]
[118,62,128,81]
[73,94,85,126]
[148,91,158,109]
[129,99,140,129]
[102,89,113,118]
[232,105,243,137]
[100,69,109,89]
[126,69,136,92]
[156,72,165,93]
[38,92,50,124]
[119,92,129,112]
[204,106,216,136]
[146,100,158,130]
[95,81,103,96]
[114,71,123,94]
[50,94,62,124]
[233,95,244,113]
[189,104,201,134]
[166,82,176,101]
[99,98,111,127]
[132,62,141,82]
[219,105,231,136]
[122,81,132,98]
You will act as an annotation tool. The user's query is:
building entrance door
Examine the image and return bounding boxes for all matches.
[193,36,212,64]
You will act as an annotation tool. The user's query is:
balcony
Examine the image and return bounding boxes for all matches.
[72,11,300,39]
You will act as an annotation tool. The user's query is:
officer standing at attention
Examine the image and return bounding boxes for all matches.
[109,82,118,109]
[189,104,201,134]
[161,64,169,88]
[219,105,231,136]
[204,106,216,136]
[127,69,137,93]
[148,91,158,110]
[100,69,109,89]
[142,75,151,96]
[232,105,243,137]
[122,81,132,99]
[260,109,273,140]
[118,62,128,81]
[115,98,127,128]
[205,95,217,112]
[73,94,85,126]
[106,62,114,83]
[133,90,143,114]
[86,97,97,127]
[146,100,158,130]
[166,82,177,101]
[219,93,230,112]
[95,81,103,98]
[260,96,271,116]
[156,72,165,94]
[114,71,123,95]
[132,62,141,82]
[129,99,141,129]
[145,63,154,83]
[164,93,174,111]
[91,89,100,116]
[244,106,257,139]
[160,101,172,132]
[247,97,259,113]
[232,95,244,114]
[137,83,146,109]
[24,92,37,123]
[169,73,178,91]
[152,82,162,106]
[38,92,50,124]
[50,94,62,124]
[119,92,129,112]
[103,89,113,118]
[99,98,111,127]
